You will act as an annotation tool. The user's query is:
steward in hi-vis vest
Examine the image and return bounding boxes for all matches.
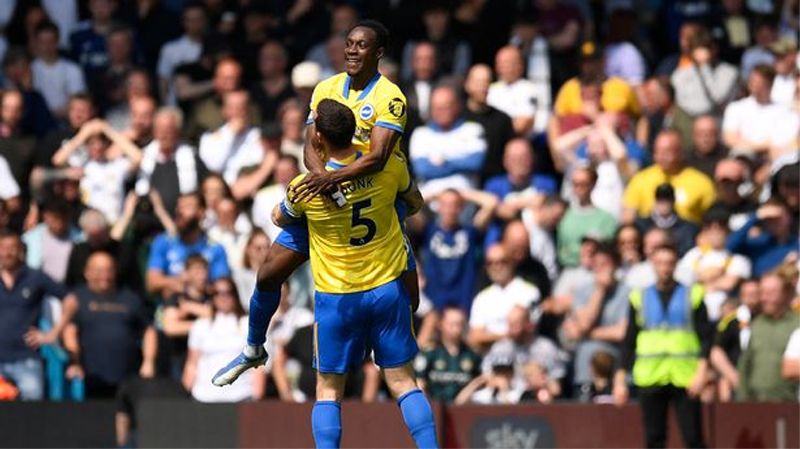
[612,245,712,449]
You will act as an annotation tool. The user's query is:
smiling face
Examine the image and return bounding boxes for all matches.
[344,26,382,77]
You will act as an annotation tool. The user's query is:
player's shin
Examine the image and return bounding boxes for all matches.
[246,288,281,352]
[398,389,438,449]
[312,401,342,449]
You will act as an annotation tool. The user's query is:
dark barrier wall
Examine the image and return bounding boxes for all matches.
[444,403,716,448]
[137,400,238,448]
[0,401,796,448]
[0,401,116,448]
[239,400,446,448]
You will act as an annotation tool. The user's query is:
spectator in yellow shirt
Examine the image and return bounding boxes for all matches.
[622,130,716,224]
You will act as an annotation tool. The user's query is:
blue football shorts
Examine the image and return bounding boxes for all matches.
[312,277,419,374]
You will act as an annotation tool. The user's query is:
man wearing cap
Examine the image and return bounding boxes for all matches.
[623,129,716,224]
[551,41,639,120]
[634,183,699,257]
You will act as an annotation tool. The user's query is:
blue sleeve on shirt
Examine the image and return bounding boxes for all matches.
[625,138,649,167]
[483,176,508,199]
[532,175,558,194]
[443,152,485,174]
[146,234,170,272]
[727,215,758,254]
[208,245,231,281]
[412,157,454,180]
[41,271,67,300]
[575,144,588,160]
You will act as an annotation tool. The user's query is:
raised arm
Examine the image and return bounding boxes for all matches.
[101,121,143,169]
[297,125,401,201]
[51,121,100,167]
[461,189,500,231]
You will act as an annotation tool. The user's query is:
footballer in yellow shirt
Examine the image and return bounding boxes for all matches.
[274,99,438,449]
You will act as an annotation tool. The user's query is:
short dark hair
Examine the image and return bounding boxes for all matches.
[0,228,20,242]
[315,99,355,150]
[542,193,567,208]
[178,191,206,209]
[69,92,96,108]
[350,20,390,50]
[185,253,209,269]
[2,47,31,68]
[594,241,621,266]
[35,21,59,38]
[751,63,777,85]
[652,243,678,257]
[42,198,71,217]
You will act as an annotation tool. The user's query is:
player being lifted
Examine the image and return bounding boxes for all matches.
[275,98,436,448]
[212,21,419,386]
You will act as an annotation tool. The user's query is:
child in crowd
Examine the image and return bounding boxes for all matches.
[675,209,752,321]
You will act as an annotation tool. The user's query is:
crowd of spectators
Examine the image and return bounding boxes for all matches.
[0,0,798,430]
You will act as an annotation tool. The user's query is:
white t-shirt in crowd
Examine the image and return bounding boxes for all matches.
[0,155,20,200]
[32,58,86,113]
[78,158,132,223]
[521,210,559,282]
[675,247,752,321]
[188,314,255,403]
[624,261,656,291]
[722,97,796,150]
[157,36,202,104]
[783,328,800,401]
[487,78,550,134]
[252,183,288,242]
[199,125,264,185]
[772,74,797,108]
[469,277,541,336]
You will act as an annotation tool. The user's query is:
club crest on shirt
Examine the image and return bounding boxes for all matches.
[359,104,375,120]
[388,97,406,118]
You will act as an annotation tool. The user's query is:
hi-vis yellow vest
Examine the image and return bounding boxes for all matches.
[629,284,704,388]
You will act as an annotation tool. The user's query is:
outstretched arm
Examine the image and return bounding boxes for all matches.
[296,126,401,201]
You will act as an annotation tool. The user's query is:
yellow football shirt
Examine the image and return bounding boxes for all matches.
[623,165,717,223]
[307,72,407,156]
[554,77,640,117]
[285,151,411,294]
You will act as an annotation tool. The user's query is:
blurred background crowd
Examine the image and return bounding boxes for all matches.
[0,0,798,434]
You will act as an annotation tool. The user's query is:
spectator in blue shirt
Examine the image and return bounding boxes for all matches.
[728,198,799,278]
[0,230,76,400]
[410,85,488,198]
[70,0,118,78]
[146,192,230,299]
[420,188,498,314]
[484,138,558,245]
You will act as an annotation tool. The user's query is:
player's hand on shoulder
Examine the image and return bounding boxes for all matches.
[293,171,340,204]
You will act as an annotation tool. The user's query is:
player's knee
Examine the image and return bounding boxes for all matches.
[383,363,418,399]
[316,373,347,401]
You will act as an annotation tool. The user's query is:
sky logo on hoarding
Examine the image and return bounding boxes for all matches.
[470,416,555,449]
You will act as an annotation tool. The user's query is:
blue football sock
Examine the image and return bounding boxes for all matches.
[312,401,342,449]
[398,389,438,449]
[246,288,281,347]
